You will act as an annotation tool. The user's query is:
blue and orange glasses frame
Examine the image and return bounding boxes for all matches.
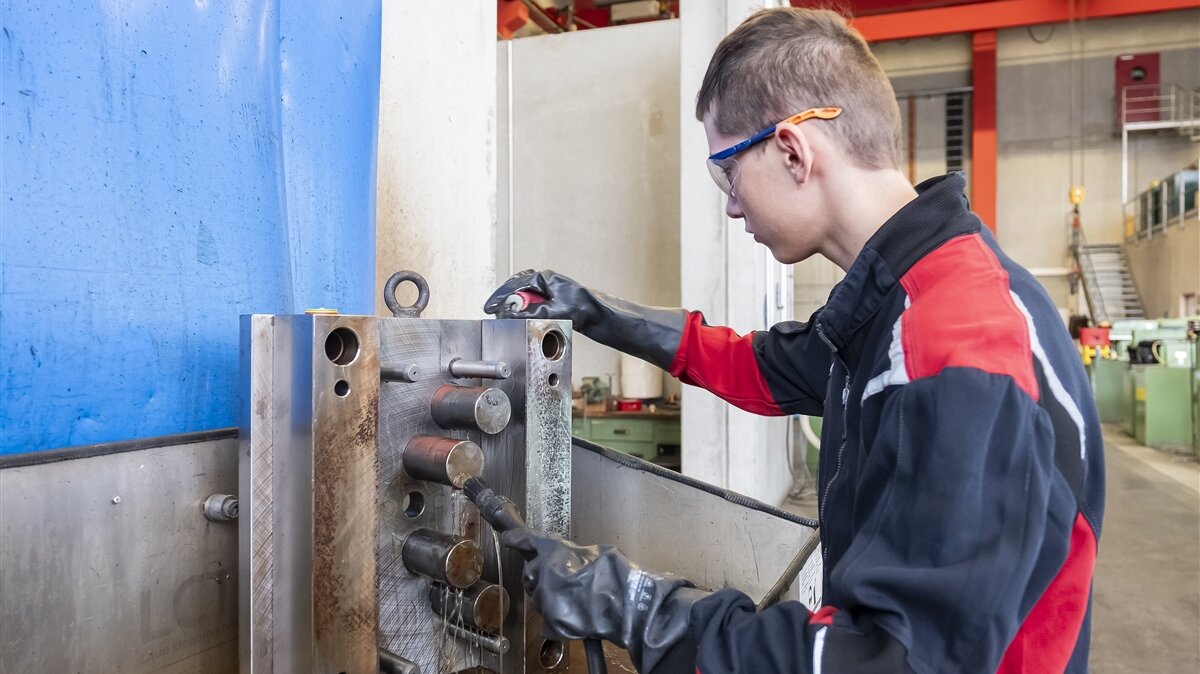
[706,106,842,195]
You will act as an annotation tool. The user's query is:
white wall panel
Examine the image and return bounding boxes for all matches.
[498,20,683,391]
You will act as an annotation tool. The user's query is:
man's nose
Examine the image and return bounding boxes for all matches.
[725,194,744,219]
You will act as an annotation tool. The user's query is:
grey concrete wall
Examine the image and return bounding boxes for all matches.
[498,21,682,391]
[1126,217,1200,319]
[797,10,1200,316]
[995,10,1200,309]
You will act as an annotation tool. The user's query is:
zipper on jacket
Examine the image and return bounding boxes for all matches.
[815,322,852,574]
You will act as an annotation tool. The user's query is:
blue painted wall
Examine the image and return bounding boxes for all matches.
[0,1,381,452]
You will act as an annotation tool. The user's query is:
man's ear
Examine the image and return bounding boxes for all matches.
[773,123,813,186]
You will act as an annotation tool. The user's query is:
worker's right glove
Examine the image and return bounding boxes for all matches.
[483,270,686,371]
[501,527,706,674]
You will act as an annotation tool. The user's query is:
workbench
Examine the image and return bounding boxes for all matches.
[572,410,681,469]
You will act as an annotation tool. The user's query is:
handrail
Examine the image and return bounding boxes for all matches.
[1071,222,1108,323]
[1120,83,1200,127]
[1125,163,1200,242]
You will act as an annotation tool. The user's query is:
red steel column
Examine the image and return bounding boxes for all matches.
[972,30,997,232]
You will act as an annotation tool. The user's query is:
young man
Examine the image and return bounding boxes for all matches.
[484,8,1104,674]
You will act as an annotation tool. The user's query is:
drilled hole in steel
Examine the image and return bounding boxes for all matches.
[539,640,565,669]
[548,373,560,387]
[541,330,565,361]
[324,327,360,366]
[334,380,351,397]
[402,491,426,518]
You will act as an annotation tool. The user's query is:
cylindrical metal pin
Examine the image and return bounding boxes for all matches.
[402,528,483,589]
[430,581,511,634]
[403,436,484,488]
[447,623,511,655]
[203,494,239,522]
[381,363,420,383]
[448,358,511,380]
[378,648,421,674]
[430,385,511,435]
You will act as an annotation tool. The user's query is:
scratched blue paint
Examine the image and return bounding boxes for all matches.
[0,1,380,452]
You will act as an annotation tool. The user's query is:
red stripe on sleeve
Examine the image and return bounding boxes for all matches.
[669,312,784,415]
[997,513,1097,673]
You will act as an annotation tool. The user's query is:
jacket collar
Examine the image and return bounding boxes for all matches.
[816,172,981,350]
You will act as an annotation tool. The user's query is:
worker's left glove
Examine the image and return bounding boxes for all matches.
[482,269,686,372]
[501,527,707,674]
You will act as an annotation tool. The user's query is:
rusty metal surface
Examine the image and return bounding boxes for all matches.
[311,316,381,672]
[241,315,575,673]
[240,314,380,674]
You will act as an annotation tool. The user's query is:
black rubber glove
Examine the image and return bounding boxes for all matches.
[501,527,706,674]
[483,270,687,372]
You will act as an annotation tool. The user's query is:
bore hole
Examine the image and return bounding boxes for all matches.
[541,330,565,361]
[539,639,565,669]
[402,491,425,518]
[333,380,351,397]
[324,327,360,366]
[548,373,560,387]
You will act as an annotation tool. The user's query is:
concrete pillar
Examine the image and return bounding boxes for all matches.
[679,0,793,504]
[376,2,498,319]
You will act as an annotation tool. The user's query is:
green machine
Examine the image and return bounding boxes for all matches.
[1194,361,1200,459]
[1107,319,1158,360]
[1097,319,1159,428]
[1129,365,1192,449]
[1092,358,1128,424]
[1125,319,1197,451]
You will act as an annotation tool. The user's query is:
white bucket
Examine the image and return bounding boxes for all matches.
[619,353,663,399]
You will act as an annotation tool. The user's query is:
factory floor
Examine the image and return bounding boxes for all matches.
[781,425,1200,672]
[1090,426,1199,672]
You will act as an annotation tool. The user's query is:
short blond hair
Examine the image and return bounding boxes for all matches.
[695,7,902,170]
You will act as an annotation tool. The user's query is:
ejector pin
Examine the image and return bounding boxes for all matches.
[401,529,483,589]
[430,384,512,435]
[402,436,484,488]
[448,358,511,380]
[429,580,511,634]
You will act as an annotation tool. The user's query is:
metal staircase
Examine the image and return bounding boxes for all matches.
[1074,242,1145,322]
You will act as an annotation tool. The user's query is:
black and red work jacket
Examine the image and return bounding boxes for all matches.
[666,173,1105,673]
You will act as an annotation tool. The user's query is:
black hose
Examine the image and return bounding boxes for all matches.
[462,477,607,674]
[584,639,607,674]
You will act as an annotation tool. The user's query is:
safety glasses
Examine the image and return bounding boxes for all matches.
[706,106,842,196]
